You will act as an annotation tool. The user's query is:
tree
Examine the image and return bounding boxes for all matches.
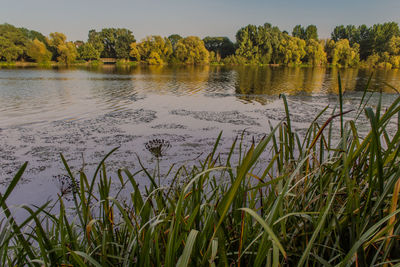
[115,29,136,59]
[370,22,400,54]
[88,30,104,55]
[78,43,100,61]
[304,25,318,40]
[19,28,47,44]
[168,34,182,50]
[331,22,400,61]
[235,23,285,64]
[47,32,78,65]
[0,36,23,62]
[92,28,135,59]
[0,24,29,62]
[129,42,140,61]
[135,35,172,64]
[27,39,52,63]
[203,37,235,59]
[329,39,360,67]
[46,32,67,60]
[305,39,327,65]
[57,42,78,65]
[174,36,209,64]
[278,36,306,65]
[292,25,318,41]
[292,25,305,39]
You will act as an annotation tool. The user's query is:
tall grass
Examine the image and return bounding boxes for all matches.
[1,80,400,266]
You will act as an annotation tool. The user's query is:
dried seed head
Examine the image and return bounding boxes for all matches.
[145,139,171,158]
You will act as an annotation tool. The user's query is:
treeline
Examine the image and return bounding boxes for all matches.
[1,22,400,68]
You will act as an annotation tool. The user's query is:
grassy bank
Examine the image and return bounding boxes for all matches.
[1,79,400,266]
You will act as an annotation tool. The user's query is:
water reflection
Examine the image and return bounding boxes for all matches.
[1,65,399,126]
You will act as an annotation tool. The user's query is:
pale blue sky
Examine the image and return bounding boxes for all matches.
[1,0,399,42]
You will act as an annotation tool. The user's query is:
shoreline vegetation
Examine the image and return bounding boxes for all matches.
[1,22,400,69]
[2,82,400,265]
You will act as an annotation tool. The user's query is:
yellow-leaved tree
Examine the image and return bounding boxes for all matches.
[174,36,209,64]
[27,39,52,63]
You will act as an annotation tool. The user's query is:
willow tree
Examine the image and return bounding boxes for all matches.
[305,39,327,65]
[327,39,360,67]
[47,32,78,65]
[27,39,52,63]
[278,36,306,65]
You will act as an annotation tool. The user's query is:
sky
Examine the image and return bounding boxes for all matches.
[1,0,399,42]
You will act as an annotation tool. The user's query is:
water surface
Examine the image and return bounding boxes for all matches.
[0,65,398,205]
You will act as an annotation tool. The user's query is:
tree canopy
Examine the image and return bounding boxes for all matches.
[0,21,400,68]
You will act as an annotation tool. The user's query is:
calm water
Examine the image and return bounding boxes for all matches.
[0,65,399,205]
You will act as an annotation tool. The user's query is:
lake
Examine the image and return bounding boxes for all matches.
[0,65,399,206]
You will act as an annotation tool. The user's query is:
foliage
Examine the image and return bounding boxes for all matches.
[46,32,67,60]
[203,36,235,60]
[168,34,182,50]
[327,39,360,67]
[19,28,47,45]
[78,42,101,61]
[305,39,327,65]
[174,36,209,64]
[134,36,172,64]
[47,32,78,65]
[57,42,78,65]
[129,42,140,61]
[332,22,400,60]
[278,36,306,65]
[89,28,135,59]
[26,39,52,63]
[0,24,28,62]
[235,23,284,64]
[87,30,104,56]
[292,25,318,40]
[2,21,400,68]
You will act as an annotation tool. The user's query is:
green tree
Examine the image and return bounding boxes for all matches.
[88,30,104,56]
[203,37,235,59]
[370,22,400,54]
[135,35,172,64]
[304,25,318,40]
[47,32,78,65]
[46,32,67,60]
[388,36,400,55]
[26,39,52,63]
[278,36,306,65]
[19,28,47,44]
[292,25,305,39]
[174,36,209,64]
[78,42,101,61]
[168,34,182,50]
[0,24,29,62]
[329,39,360,67]
[235,23,285,64]
[305,39,327,65]
[292,25,318,40]
[129,42,140,61]
[0,36,23,62]
[57,42,78,65]
[92,28,135,59]
[331,25,358,44]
